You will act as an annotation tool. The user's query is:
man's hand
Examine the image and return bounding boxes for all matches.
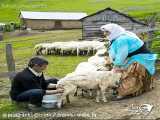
[45,87,64,95]
[56,88,64,93]
[56,84,64,89]
[48,83,57,89]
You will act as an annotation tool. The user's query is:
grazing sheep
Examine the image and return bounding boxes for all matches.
[57,71,122,103]
[34,41,106,56]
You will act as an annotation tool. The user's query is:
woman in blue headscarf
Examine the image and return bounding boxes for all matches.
[100,23,157,99]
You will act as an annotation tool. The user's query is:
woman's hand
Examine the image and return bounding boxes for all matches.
[105,56,113,65]
[112,66,127,73]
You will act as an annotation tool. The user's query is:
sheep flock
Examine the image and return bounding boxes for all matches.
[34,41,106,56]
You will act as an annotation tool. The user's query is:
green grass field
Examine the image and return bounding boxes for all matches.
[1,0,160,22]
[0,30,89,77]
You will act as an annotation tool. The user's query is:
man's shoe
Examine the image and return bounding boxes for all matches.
[27,104,45,111]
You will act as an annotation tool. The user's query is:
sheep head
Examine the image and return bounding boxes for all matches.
[57,78,77,99]
[107,72,122,89]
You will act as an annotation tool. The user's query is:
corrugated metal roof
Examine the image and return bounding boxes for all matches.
[20,11,87,20]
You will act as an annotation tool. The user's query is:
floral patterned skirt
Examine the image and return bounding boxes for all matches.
[117,62,154,97]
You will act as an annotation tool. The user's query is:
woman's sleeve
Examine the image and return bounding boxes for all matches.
[113,39,128,66]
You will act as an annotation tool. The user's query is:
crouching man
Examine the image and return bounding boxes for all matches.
[10,56,64,110]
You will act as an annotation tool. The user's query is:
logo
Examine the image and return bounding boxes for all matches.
[128,104,153,115]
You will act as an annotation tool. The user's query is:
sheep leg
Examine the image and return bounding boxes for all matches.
[102,91,107,103]
[89,89,93,97]
[100,86,108,102]
[74,87,78,96]
[94,49,97,54]
[81,89,91,97]
[66,95,70,103]
[101,87,108,103]
[61,49,64,56]
[64,84,77,103]
[81,89,85,97]
[57,99,63,109]
[96,89,101,103]
[77,48,79,56]
[87,48,90,56]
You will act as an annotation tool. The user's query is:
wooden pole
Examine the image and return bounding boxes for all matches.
[5,43,15,80]
[0,32,3,41]
[147,14,157,49]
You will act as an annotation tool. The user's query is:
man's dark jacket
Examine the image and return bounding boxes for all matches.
[10,68,48,100]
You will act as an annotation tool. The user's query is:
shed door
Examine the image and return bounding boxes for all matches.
[55,21,62,29]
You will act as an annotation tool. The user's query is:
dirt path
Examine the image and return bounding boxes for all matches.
[33,80,160,120]
[1,79,160,120]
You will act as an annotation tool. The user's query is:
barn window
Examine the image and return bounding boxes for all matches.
[55,21,62,28]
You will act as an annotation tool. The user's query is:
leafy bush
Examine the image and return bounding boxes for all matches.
[3,22,20,32]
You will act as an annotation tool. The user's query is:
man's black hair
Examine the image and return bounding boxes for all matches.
[28,56,48,68]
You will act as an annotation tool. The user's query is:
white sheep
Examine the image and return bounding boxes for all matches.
[57,71,122,103]
[74,62,97,74]
[74,55,112,96]
[34,41,106,56]
[88,56,108,71]
[88,49,112,71]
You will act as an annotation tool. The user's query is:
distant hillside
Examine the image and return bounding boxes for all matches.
[0,0,160,23]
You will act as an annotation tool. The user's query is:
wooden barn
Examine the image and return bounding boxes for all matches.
[81,7,151,40]
[20,11,87,30]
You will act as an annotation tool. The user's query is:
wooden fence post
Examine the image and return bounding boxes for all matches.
[147,14,157,49]
[5,43,15,80]
[0,32,3,41]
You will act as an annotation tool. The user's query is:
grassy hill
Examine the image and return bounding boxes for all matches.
[1,0,160,23]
